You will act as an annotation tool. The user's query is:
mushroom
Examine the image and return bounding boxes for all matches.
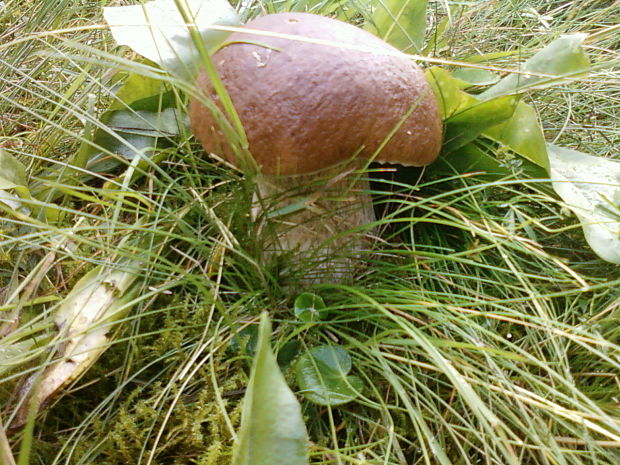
[189,12,442,284]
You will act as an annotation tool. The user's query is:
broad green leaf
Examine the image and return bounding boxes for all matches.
[425,69,549,170]
[451,68,499,88]
[0,149,31,216]
[13,260,142,428]
[0,339,38,376]
[430,143,509,176]
[294,292,327,323]
[480,34,590,100]
[444,95,519,153]
[0,190,29,217]
[93,107,181,161]
[429,142,547,180]
[229,324,258,356]
[81,106,182,182]
[295,345,363,406]
[108,71,165,112]
[233,313,309,465]
[39,95,180,199]
[484,101,549,170]
[103,0,240,80]
[548,144,620,264]
[277,340,301,368]
[87,110,178,193]
[0,149,27,190]
[425,67,477,119]
[85,78,178,179]
[368,0,428,53]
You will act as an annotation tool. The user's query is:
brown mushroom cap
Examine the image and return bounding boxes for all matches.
[189,12,442,176]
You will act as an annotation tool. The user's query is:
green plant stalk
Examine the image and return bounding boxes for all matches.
[72,93,97,172]
[173,0,256,175]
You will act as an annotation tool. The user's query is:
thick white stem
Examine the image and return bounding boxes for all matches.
[252,161,375,285]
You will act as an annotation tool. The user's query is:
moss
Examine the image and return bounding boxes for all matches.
[84,358,244,465]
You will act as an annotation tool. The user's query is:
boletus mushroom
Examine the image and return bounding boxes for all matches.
[189,12,442,284]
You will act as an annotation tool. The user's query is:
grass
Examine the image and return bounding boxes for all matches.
[1,0,619,464]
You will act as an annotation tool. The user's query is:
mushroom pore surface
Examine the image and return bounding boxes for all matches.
[189,12,442,176]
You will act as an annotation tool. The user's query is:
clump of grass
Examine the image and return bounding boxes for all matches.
[1,1,619,464]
